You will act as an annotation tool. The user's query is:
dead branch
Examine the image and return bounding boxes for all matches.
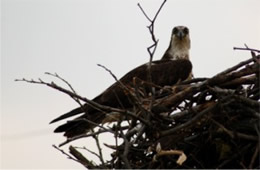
[233,46,260,53]
[137,0,167,101]
[69,146,97,169]
[52,145,82,165]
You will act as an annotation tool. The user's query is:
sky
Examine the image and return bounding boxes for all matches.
[1,0,260,169]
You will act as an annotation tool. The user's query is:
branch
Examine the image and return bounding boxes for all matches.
[74,146,100,160]
[160,102,217,137]
[92,133,105,166]
[59,125,129,147]
[15,77,137,120]
[97,64,119,82]
[69,145,97,169]
[137,1,167,130]
[137,0,167,81]
[52,145,82,165]
[45,72,78,95]
[45,72,84,108]
[213,57,254,76]
[233,46,260,53]
[119,128,131,169]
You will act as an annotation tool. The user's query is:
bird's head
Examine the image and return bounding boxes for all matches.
[171,26,190,41]
[162,26,191,60]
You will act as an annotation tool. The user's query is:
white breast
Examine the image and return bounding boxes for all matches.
[168,46,189,60]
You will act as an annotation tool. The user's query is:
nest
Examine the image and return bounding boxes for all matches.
[17,51,259,169]
[64,52,260,169]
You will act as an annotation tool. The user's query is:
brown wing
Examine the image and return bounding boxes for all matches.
[52,59,192,137]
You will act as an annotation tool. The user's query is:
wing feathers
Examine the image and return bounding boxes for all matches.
[51,59,192,137]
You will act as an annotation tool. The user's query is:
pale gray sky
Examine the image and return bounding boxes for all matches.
[1,0,259,169]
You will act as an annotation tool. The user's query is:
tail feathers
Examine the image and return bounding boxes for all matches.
[54,112,106,138]
[54,120,92,138]
[54,120,79,133]
[50,106,86,124]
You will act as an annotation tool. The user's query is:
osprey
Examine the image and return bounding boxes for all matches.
[162,26,190,60]
[51,26,192,138]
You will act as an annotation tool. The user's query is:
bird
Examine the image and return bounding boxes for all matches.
[161,26,190,60]
[50,26,192,138]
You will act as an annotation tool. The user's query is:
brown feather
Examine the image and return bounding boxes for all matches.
[52,59,192,138]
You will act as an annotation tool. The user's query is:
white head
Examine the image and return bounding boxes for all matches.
[163,26,191,60]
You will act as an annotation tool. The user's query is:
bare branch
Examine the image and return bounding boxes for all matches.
[45,72,83,106]
[119,128,131,169]
[92,133,105,166]
[69,145,97,169]
[233,46,260,53]
[15,77,133,118]
[52,145,80,163]
[137,0,167,81]
[97,64,119,82]
[137,3,152,22]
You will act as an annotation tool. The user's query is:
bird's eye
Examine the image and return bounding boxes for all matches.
[172,27,178,35]
[183,27,189,34]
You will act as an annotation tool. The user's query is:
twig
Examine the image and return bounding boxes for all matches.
[138,0,167,44]
[44,72,86,111]
[120,128,131,169]
[69,145,97,169]
[74,146,100,159]
[59,125,129,147]
[97,64,119,82]
[160,102,217,137]
[45,72,78,95]
[15,77,140,120]
[52,145,80,163]
[133,124,146,143]
[170,101,215,120]
[233,46,260,53]
[137,0,167,99]
[137,3,152,22]
[59,129,109,147]
[213,57,254,76]
[92,134,105,166]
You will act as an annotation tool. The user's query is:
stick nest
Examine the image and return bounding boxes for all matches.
[66,52,260,169]
[17,51,259,169]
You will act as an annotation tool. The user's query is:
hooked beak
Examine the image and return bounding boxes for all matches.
[177,32,184,40]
